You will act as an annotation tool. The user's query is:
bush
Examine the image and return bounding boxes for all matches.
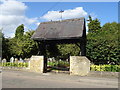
[1,62,28,67]
[90,64,120,72]
[48,60,69,68]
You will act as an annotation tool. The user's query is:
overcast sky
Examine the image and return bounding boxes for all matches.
[0,0,118,37]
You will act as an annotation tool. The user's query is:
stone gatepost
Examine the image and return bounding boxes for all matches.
[30,56,44,73]
[70,56,90,76]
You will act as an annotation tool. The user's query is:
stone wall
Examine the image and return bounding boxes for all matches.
[70,56,90,76]
[29,56,44,73]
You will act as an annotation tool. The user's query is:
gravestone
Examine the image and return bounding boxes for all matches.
[2,59,6,63]
[70,56,90,76]
[24,58,30,63]
[10,57,14,63]
[15,58,18,63]
[29,56,44,73]
[19,58,23,63]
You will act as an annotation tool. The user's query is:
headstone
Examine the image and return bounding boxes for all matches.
[70,56,90,76]
[47,58,52,62]
[15,58,18,63]
[19,58,23,63]
[2,59,6,63]
[10,57,14,63]
[59,59,62,62]
[24,58,30,63]
[30,56,44,73]
[66,59,69,62]
[52,57,55,62]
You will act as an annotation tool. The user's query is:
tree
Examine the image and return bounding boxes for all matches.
[43,43,80,60]
[20,30,38,58]
[88,16,101,33]
[86,22,119,65]
[2,34,11,60]
[9,30,38,59]
[88,15,92,22]
[57,44,80,60]
[2,24,39,60]
[15,24,24,38]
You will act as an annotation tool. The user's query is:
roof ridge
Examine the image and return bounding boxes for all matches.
[41,17,85,24]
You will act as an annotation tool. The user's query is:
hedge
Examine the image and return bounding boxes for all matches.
[90,64,120,72]
[0,62,28,67]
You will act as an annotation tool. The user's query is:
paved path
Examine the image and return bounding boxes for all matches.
[1,70,118,88]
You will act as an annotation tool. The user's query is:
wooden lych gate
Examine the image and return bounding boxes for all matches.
[31,17,87,73]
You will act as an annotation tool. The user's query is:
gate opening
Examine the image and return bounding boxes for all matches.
[47,57,70,73]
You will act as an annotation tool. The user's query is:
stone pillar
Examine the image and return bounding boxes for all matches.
[30,56,44,73]
[70,56,90,76]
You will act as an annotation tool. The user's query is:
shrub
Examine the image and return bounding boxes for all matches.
[47,60,69,68]
[1,62,28,67]
[90,64,120,72]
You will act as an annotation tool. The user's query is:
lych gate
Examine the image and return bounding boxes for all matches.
[31,17,90,76]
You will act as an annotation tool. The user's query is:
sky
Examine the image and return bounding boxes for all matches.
[0,0,118,37]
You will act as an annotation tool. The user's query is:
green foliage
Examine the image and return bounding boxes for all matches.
[8,30,38,59]
[57,44,80,59]
[88,15,92,22]
[46,44,60,58]
[90,65,120,72]
[2,34,11,60]
[87,22,119,65]
[88,16,101,33]
[47,60,69,68]
[45,43,80,60]
[15,24,24,38]
[2,24,39,60]
[57,60,69,68]
[1,62,28,67]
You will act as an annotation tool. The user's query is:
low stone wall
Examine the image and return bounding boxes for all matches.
[70,56,90,76]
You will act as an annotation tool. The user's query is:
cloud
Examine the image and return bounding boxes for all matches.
[0,0,38,37]
[41,7,88,21]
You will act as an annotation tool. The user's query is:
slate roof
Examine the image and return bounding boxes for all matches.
[31,17,85,41]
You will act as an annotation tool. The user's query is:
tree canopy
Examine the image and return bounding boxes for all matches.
[15,24,24,39]
[2,25,38,60]
[88,15,101,33]
[87,22,119,65]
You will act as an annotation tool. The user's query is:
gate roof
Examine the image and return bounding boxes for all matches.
[31,17,85,41]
